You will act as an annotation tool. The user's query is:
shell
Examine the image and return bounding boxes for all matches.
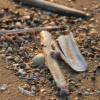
[57,33,87,72]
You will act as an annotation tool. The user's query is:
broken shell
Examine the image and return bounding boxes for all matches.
[32,53,45,67]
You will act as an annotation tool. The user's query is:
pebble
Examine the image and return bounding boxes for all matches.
[3,42,8,48]
[6,55,14,60]
[25,63,30,70]
[18,87,35,96]
[0,50,5,54]
[14,56,20,63]
[31,53,45,67]
[17,68,26,76]
[95,66,100,75]
[13,63,19,71]
[75,97,79,100]
[40,88,46,92]
[0,84,8,92]
[26,73,38,84]
[22,15,30,20]
[83,91,90,96]
[96,90,100,95]
[31,85,36,91]
[7,47,13,53]
[83,8,88,11]
[15,22,22,28]
[19,47,24,51]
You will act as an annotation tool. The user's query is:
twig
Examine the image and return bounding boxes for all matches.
[0,26,65,35]
[20,0,90,18]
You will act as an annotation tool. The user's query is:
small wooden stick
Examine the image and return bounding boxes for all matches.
[0,26,65,35]
[20,0,90,18]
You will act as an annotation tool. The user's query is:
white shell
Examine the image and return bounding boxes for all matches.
[58,33,87,72]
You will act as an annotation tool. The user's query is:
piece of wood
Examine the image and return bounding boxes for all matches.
[20,0,90,18]
[0,26,65,35]
[40,31,69,96]
[57,33,87,72]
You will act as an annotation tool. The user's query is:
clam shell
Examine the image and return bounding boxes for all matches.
[57,33,87,72]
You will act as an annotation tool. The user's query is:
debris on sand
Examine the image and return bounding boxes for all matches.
[0,84,8,92]
[18,86,36,96]
[0,0,99,99]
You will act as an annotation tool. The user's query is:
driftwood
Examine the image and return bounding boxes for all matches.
[57,33,87,72]
[0,26,65,35]
[40,31,69,98]
[20,0,90,18]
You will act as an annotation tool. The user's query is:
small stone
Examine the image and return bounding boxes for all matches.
[91,76,96,82]
[40,88,46,92]
[83,8,88,11]
[14,56,20,63]
[18,87,35,96]
[0,84,8,92]
[3,42,8,48]
[17,68,26,76]
[22,15,30,20]
[83,91,90,96]
[19,47,24,51]
[89,29,97,35]
[31,85,36,91]
[26,73,37,84]
[7,47,13,53]
[0,54,5,58]
[0,50,5,54]
[31,53,45,67]
[75,97,79,100]
[13,63,19,71]
[96,90,100,95]
[49,0,54,2]
[19,63,26,69]
[25,63,30,70]
[68,0,72,2]
[6,56,14,60]
[15,22,22,28]
[95,66,100,75]
[77,92,82,97]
